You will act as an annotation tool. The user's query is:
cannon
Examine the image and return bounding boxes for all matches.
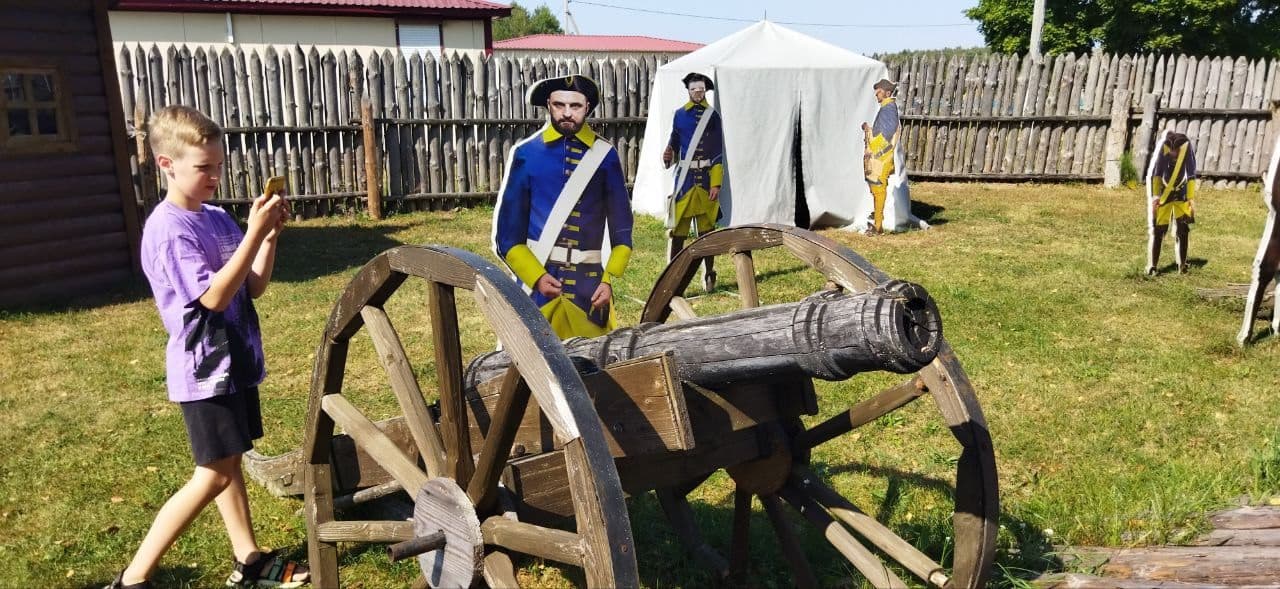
[251,225,998,588]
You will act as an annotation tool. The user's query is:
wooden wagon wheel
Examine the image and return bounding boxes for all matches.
[641,224,999,589]
[300,245,638,588]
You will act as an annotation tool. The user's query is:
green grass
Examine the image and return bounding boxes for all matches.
[2,183,1279,587]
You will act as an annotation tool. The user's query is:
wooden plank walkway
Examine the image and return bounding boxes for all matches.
[1036,507,1280,588]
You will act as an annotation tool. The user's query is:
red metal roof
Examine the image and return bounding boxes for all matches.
[112,0,511,18]
[495,34,703,52]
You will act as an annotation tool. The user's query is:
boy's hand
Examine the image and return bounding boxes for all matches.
[248,193,285,238]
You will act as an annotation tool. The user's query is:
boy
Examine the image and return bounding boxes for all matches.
[108,106,308,588]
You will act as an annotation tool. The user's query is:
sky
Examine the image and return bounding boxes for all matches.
[523,0,988,55]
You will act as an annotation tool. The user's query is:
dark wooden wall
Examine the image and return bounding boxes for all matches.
[0,0,140,308]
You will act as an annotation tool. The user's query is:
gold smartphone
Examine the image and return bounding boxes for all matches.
[263,175,287,198]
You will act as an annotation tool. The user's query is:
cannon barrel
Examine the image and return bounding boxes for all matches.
[466,280,941,389]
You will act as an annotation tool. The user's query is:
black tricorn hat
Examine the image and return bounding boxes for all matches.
[681,72,714,91]
[527,75,600,111]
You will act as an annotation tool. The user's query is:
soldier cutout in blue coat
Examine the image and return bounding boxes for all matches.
[663,72,724,291]
[492,75,634,339]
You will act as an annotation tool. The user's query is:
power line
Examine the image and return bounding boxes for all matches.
[569,0,975,29]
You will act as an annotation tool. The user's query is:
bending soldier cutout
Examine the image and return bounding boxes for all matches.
[663,72,724,291]
[1238,135,1280,345]
[862,78,900,234]
[1145,131,1198,276]
[492,75,634,340]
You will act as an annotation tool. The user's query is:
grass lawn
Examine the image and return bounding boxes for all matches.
[2,182,1278,588]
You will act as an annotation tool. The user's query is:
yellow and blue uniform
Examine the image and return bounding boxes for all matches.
[866,96,899,232]
[1150,140,1197,226]
[667,100,724,237]
[493,123,633,339]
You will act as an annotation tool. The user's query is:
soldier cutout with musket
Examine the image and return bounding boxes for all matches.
[663,72,724,291]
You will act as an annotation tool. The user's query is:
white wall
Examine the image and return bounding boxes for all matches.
[441,20,487,56]
[109,11,487,56]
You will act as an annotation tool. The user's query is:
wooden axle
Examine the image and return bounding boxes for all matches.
[387,531,446,562]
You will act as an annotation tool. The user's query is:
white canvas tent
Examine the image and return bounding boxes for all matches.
[633,20,923,231]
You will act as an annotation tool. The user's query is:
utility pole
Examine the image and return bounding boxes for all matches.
[564,0,581,35]
[1029,0,1045,62]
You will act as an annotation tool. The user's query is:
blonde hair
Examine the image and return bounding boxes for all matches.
[148,105,222,157]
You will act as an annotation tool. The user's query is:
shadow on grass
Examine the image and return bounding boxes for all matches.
[912,199,949,227]
[271,223,410,284]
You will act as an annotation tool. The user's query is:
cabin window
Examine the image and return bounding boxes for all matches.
[1,66,76,154]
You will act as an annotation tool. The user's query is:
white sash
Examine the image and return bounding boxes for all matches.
[667,106,716,228]
[530,133,612,267]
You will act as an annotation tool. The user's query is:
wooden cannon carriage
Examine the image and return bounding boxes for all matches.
[248,225,999,588]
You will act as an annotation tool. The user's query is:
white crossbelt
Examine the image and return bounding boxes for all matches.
[538,244,602,265]
[687,159,714,169]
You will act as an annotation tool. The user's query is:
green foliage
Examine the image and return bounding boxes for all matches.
[1120,150,1140,187]
[492,1,563,41]
[1250,429,1280,494]
[965,0,1280,57]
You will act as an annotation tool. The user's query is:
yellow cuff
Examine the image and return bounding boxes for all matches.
[868,134,889,154]
[1186,179,1196,201]
[603,244,632,284]
[710,163,724,188]
[504,244,547,288]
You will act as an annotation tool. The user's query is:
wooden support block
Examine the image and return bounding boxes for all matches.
[467,353,692,460]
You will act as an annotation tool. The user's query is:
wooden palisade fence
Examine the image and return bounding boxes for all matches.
[116,45,1280,219]
[117,44,660,218]
[885,52,1280,187]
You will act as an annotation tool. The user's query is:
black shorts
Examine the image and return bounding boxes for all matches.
[181,386,264,466]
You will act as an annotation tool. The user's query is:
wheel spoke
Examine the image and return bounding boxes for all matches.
[794,377,928,451]
[467,367,531,513]
[481,550,520,589]
[361,306,447,478]
[656,487,729,576]
[761,494,819,589]
[429,280,474,485]
[778,484,909,589]
[322,394,429,496]
[315,519,414,543]
[480,516,584,566]
[733,251,760,308]
[729,487,753,579]
[791,466,949,587]
[668,295,697,320]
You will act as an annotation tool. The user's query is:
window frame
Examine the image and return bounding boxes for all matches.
[0,60,78,155]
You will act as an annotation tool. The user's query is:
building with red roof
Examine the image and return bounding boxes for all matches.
[494,34,703,60]
[110,0,512,56]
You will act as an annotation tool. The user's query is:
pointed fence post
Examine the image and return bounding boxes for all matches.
[1104,88,1132,187]
[362,97,383,219]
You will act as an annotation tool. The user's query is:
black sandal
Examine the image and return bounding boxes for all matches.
[104,570,151,589]
[225,550,310,588]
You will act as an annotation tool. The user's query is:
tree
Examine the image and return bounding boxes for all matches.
[493,1,564,41]
[965,0,1280,57]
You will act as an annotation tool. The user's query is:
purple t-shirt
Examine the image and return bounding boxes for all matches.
[140,201,266,402]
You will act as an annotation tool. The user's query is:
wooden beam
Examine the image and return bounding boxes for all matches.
[789,468,949,587]
[360,306,447,478]
[761,494,818,589]
[430,280,475,485]
[321,394,429,497]
[732,251,759,308]
[479,516,584,566]
[316,519,415,543]
[795,377,927,451]
[467,367,531,513]
[778,484,909,588]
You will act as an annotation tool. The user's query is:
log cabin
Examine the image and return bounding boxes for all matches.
[0,0,141,307]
